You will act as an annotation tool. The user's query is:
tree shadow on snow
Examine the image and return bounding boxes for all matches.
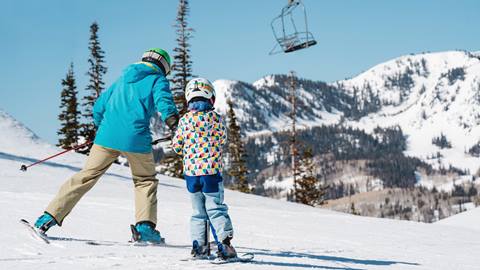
[1,151,133,181]
[1,151,183,190]
[238,246,419,269]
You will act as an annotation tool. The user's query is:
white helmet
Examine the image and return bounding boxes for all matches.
[185,77,215,104]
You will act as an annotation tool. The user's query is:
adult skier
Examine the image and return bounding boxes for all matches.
[33,48,179,243]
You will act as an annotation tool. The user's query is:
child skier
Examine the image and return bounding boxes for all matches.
[172,78,237,260]
[33,48,179,243]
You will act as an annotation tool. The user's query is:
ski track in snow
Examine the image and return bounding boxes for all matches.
[0,110,479,269]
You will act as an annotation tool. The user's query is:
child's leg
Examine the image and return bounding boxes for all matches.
[186,175,209,246]
[201,174,234,242]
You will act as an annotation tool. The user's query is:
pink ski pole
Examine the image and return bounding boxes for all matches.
[20,141,93,171]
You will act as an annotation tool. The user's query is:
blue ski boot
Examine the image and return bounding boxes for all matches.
[216,236,237,260]
[34,212,57,234]
[131,221,163,244]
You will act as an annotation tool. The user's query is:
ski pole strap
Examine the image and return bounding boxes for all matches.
[20,141,93,171]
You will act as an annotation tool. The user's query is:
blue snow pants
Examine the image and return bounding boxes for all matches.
[185,173,233,245]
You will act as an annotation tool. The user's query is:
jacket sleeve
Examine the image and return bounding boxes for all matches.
[171,117,185,155]
[153,76,179,122]
[93,84,114,127]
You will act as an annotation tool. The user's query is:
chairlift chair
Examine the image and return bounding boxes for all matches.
[270,0,317,55]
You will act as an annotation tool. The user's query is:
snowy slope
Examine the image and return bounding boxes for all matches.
[1,110,480,268]
[436,207,480,231]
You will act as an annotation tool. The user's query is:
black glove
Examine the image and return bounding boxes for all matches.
[165,114,179,132]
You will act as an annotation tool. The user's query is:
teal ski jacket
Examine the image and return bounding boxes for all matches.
[93,62,178,153]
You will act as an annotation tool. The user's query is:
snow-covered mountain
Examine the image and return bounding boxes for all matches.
[338,51,480,175]
[213,50,480,188]
[1,109,479,269]
[213,76,350,134]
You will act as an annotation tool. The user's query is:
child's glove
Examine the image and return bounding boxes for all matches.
[165,114,179,133]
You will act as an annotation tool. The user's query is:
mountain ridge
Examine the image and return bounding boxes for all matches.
[212,50,480,177]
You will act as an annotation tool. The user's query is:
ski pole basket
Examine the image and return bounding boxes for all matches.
[270,0,317,55]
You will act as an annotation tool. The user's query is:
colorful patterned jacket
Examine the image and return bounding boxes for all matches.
[172,110,227,176]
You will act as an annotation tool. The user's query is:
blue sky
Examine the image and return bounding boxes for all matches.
[1,0,479,144]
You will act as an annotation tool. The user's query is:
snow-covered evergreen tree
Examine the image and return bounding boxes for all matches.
[226,99,250,193]
[161,0,194,177]
[57,63,80,149]
[80,21,107,153]
[294,147,327,206]
[170,0,193,115]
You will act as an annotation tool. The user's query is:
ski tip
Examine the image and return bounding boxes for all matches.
[20,218,50,244]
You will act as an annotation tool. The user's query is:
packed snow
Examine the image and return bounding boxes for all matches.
[1,110,480,269]
[436,206,480,231]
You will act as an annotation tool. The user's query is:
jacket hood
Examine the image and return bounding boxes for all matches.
[123,62,164,83]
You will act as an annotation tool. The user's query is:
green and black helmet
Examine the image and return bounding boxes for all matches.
[141,48,171,75]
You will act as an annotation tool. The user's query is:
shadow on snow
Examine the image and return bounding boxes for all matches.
[0,151,181,189]
[239,246,419,269]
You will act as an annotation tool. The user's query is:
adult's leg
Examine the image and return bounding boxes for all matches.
[123,151,158,225]
[202,174,234,242]
[45,145,120,225]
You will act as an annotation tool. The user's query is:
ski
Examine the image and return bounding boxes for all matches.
[210,253,255,264]
[180,255,215,262]
[181,253,254,264]
[20,219,50,244]
[85,240,189,249]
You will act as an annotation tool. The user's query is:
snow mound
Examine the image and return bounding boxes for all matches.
[0,109,59,159]
[0,109,41,148]
[436,206,480,231]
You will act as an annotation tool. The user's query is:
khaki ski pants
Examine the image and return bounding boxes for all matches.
[45,144,158,225]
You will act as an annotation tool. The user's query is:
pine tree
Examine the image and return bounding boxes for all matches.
[294,147,327,206]
[170,0,194,115]
[80,21,107,154]
[57,63,80,149]
[160,0,194,177]
[288,71,300,201]
[226,99,250,193]
[160,150,184,178]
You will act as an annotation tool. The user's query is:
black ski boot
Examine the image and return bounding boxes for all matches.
[191,240,210,259]
[216,236,237,260]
